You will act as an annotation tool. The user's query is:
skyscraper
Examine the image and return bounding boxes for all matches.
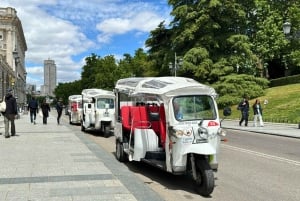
[44,59,56,97]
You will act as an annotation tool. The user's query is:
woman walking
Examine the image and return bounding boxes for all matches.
[253,99,264,127]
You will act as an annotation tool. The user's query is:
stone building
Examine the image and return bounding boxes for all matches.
[0,7,27,105]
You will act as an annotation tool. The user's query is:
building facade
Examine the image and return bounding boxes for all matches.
[43,59,56,97]
[0,7,27,105]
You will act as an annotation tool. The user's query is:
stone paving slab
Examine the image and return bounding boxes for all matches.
[0,112,163,201]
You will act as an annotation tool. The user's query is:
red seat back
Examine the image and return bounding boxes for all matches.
[159,105,166,147]
[130,106,150,129]
[121,106,131,131]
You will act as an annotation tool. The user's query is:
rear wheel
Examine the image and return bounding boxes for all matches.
[81,121,85,132]
[104,126,110,138]
[194,159,215,197]
[116,140,127,162]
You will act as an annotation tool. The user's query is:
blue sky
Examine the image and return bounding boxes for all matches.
[2,0,172,89]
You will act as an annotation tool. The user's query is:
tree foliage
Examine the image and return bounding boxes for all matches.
[54,0,300,108]
[146,0,300,107]
[54,80,82,104]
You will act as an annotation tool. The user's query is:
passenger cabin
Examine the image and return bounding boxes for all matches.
[120,103,166,148]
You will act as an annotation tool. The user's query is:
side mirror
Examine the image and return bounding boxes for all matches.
[223,107,231,116]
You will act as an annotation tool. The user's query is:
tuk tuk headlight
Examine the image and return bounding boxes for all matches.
[198,127,208,140]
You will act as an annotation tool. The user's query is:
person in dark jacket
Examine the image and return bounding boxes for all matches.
[40,99,50,124]
[28,96,38,124]
[2,89,18,138]
[238,96,249,126]
[56,98,63,124]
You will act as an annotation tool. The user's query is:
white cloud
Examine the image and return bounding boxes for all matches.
[1,0,170,90]
[96,10,166,44]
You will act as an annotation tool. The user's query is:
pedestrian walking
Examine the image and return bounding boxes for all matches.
[238,96,249,126]
[56,98,63,124]
[2,89,18,138]
[40,99,50,124]
[28,96,38,124]
[253,99,264,127]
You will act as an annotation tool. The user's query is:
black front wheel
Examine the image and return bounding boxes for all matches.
[116,140,127,162]
[194,159,215,197]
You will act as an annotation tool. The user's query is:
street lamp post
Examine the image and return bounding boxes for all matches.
[169,52,183,77]
[282,21,300,58]
[283,21,300,129]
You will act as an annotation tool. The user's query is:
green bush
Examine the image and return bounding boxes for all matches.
[214,74,269,108]
[269,74,300,87]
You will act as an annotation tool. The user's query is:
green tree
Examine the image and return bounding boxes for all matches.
[81,54,99,89]
[148,0,267,107]
[94,55,118,90]
[251,0,300,77]
[145,22,173,76]
[54,80,82,103]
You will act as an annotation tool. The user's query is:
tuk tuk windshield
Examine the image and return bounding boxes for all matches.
[173,95,217,121]
[96,98,114,109]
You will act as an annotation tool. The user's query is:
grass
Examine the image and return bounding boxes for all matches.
[220,83,300,124]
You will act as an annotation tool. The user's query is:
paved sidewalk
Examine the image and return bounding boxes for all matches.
[222,119,300,139]
[0,112,163,201]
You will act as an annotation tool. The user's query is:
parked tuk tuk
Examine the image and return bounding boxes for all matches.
[114,77,230,196]
[68,95,82,124]
[81,88,115,137]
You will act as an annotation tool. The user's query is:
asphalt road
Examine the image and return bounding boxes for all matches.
[65,118,300,201]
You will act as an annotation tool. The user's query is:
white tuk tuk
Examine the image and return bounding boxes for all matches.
[81,88,115,137]
[68,95,82,124]
[114,77,230,196]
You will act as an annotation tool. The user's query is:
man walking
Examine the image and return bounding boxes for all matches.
[28,96,38,124]
[2,89,18,138]
[238,96,249,126]
[40,99,50,124]
[56,98,63,124]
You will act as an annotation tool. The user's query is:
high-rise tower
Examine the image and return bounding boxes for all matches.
[44,59,56,97]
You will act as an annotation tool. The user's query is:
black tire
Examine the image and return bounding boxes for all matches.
[81,122,85,132]
[104,126,110,138]
[116,140,127,162]
[194,159,215,197]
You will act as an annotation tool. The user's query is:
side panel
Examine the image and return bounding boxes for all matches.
[132,129,159,161]
[83,103,95,128]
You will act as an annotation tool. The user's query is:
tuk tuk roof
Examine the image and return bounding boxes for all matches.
[81,88,115,99]
[115,77,217,97]
[68,95,81,101]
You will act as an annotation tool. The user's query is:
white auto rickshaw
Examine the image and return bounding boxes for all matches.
[114,77,230,196]
[81,88,115,137]
[68,95,82,124]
